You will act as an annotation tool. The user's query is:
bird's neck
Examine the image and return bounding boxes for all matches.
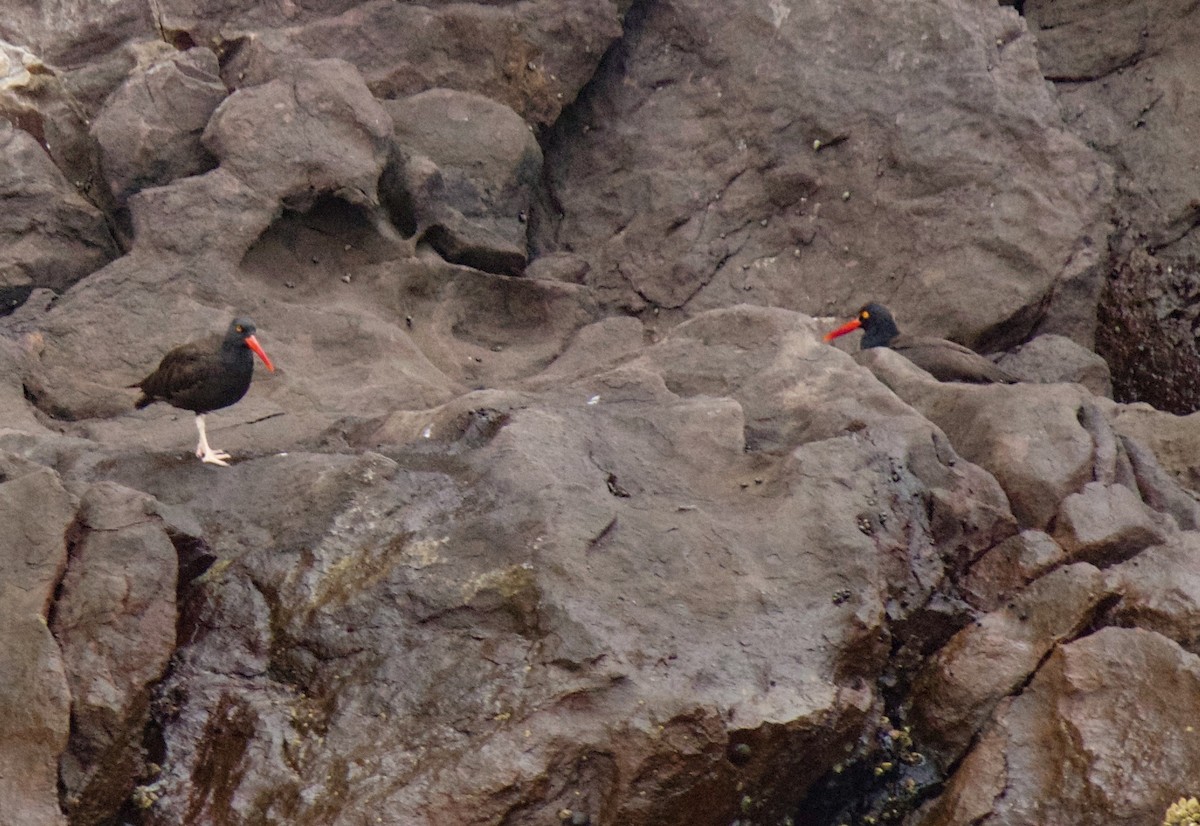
[862,320,900,349]
[221,340,251,365]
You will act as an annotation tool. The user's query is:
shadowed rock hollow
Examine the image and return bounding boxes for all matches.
[3,1,1200,825]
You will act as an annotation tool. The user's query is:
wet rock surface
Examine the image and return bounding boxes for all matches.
[1,1,1200,825]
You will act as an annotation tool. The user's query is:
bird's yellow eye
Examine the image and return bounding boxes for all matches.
[236,325,244,333]
[861,311,870,320]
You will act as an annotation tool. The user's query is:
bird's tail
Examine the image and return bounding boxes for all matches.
[127,383,153,409]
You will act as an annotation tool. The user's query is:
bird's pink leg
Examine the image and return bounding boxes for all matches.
[194,414,232,466]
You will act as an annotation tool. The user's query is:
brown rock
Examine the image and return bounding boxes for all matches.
[995,333,1112,397]
[922,627,1200,826]
[862,349,1098,529]
[0,38,112,205]
[1119,434,1200,531]
[538,0,1110,343]
[909,563,1110,770]
[0,122,118,293]
[53,482,178,825]
[91,47,226,206]
[0,463,76,826]
[170,0,625,126]
[961,530,1067,612]
[119,308,1016,825]
[381,89,543,275]
[1108,536,1200,654]
[1111,402,1200,493]
[1053,481,1167,567]
[202,58,391,206]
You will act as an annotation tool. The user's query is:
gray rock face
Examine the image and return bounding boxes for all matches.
[91,47,226,206]
[1,1,1200,824]
[0,464,75,826]
[381,89,543,275]
[53,482,178,824]
[0,123,118,293]
[537,0,1111,346]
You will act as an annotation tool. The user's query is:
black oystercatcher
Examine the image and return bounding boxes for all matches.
[824,303,1016,384]
[131,317,275,466]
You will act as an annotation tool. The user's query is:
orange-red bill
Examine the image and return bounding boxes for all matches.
[823,318,862,342]
[245,334,275,372]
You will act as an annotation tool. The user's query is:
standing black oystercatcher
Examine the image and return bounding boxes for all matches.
[131,317,275,466]
[824,303,1016,384]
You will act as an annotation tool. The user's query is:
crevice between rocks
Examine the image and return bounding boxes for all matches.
[528,0,657,260]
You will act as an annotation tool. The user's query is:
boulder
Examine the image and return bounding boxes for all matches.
[0,122,118,293]
[91,47,226,206]
[961,530,1067,612]
[858,348,1099,529]
[1107,536,1200,655]
[168,0,625,126]
[202,58,391,207]
[381,89,542,275]
[909,563,1111,771]
[995,333,1112,397]
[0,464,76,826]
[538,0,1111,344]
[53,482,179,825]
[921,627,1200,826]
[1052,481,1168,567]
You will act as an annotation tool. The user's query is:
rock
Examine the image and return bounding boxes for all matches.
[1040,0,1200,410]
[921,627,1200,826]
[175,0,625,126]
[0,1,152,71]
[91,47,226,207]
[1107,536,1200,655]
[124,308,1015,825]
[0,463,76,826]
[0,122,118,293]
[909,563,1110,771]
[53,482,178,825]
[1052,481,1167,567]
[860,349,1099,529]
[961,530,1067,612]
[995,333,1112,396]
[538,0,1111,343]
[202,58,392,206]
[0,38,111,203]
[1110,401,1200,493]
[381,89,543,275]
[1119,433,1200,531]
[1026,0,1200,258]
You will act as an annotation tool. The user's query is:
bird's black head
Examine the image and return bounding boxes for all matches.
[824,302,901,349]
[224,317,275,372]
[227,317,258,342]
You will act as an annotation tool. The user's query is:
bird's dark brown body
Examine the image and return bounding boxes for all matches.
[825,303,1016,384]
[131,317,274,465]
[133,331,257,413]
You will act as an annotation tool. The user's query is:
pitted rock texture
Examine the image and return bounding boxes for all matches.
[1,1,1200,825]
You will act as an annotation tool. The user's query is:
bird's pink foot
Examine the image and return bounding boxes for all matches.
[197,447,232,466]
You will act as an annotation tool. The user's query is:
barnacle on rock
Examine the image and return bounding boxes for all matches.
[1164,796,1200,826]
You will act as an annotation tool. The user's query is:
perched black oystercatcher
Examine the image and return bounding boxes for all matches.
[824,303,1016,384]
[131,317,275,466]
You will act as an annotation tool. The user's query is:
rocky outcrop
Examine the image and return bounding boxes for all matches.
[1,0,1200,824]
[90,46,225,209]
[381,89,543,275]
[0,462,75,826]
[0,123,118,294]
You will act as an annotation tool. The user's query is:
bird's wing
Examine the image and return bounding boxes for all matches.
[892,336,1016,384]
[136,346,213,399]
